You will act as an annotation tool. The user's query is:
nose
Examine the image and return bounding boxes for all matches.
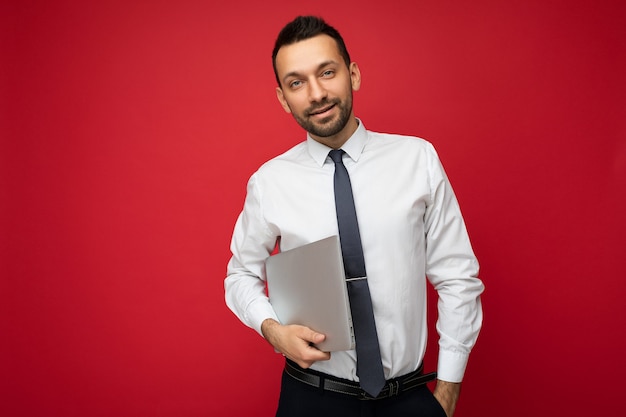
[308,78,327,102]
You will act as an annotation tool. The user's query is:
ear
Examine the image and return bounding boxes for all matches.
[276,87,292,114]
[349,62,361,92]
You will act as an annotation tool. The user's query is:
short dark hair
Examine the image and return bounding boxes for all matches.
[272,16,351,86]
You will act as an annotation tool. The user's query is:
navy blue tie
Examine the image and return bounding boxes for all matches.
[329,149,385,397]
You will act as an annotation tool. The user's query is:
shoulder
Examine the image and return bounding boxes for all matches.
[366,130,439,159]
[252,141,311,180]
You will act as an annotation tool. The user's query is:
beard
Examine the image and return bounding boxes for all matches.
[291,93,353,138]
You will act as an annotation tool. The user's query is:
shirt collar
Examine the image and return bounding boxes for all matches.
[307,119,368,167]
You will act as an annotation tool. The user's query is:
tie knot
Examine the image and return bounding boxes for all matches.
[329,149,345,164]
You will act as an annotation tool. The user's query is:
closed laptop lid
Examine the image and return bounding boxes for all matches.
[265,235,354,352]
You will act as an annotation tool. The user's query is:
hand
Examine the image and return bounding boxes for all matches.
[433,379,461,417]
[261,319,331,368]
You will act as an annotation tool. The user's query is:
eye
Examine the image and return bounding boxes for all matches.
[289,80,303,89]
[321,69,335,78]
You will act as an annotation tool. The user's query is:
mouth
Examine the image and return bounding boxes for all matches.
[308,103,336,117]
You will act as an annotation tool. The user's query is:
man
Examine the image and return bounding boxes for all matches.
[225,15,483,417]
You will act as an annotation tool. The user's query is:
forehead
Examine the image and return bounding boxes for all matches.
[275,34,343,78]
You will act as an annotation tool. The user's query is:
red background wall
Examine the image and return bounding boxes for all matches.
[2,1,625,416]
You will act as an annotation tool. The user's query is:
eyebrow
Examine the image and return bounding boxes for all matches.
[281,60,340,84]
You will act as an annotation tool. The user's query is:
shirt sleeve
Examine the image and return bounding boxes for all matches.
[423,143,484,383]
[224,173,280,336]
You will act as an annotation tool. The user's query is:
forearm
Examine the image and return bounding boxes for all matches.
[433,380,461,417]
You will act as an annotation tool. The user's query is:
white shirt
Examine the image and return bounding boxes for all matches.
[225,120,484,383]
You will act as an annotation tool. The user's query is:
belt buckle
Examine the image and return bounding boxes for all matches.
[359,380,401,401]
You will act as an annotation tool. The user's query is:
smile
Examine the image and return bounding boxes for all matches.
[308,104,336,117]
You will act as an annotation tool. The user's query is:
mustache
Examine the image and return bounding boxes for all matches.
[305,99,340,116]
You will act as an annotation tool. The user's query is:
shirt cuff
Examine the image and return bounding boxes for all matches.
[437,349,470,383]
[246,298,280,336]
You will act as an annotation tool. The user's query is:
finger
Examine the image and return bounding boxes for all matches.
[296,352,330,369]
[310,331,326,344]
[303,344,331,361]
[297,326,326,344]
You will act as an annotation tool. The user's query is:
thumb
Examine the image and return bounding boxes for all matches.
[301,327,325,344]
[309,330,326,344]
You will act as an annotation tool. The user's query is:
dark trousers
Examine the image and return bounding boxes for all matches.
[276,368,447,417]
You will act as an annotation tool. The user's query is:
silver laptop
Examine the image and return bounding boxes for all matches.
[265,235,355,352]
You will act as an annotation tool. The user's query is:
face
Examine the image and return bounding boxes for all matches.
[275,34,361,148]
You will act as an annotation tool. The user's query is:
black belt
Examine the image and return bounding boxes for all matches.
[284,360,437,400]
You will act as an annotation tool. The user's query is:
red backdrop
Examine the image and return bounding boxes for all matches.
[2,0,625,416]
